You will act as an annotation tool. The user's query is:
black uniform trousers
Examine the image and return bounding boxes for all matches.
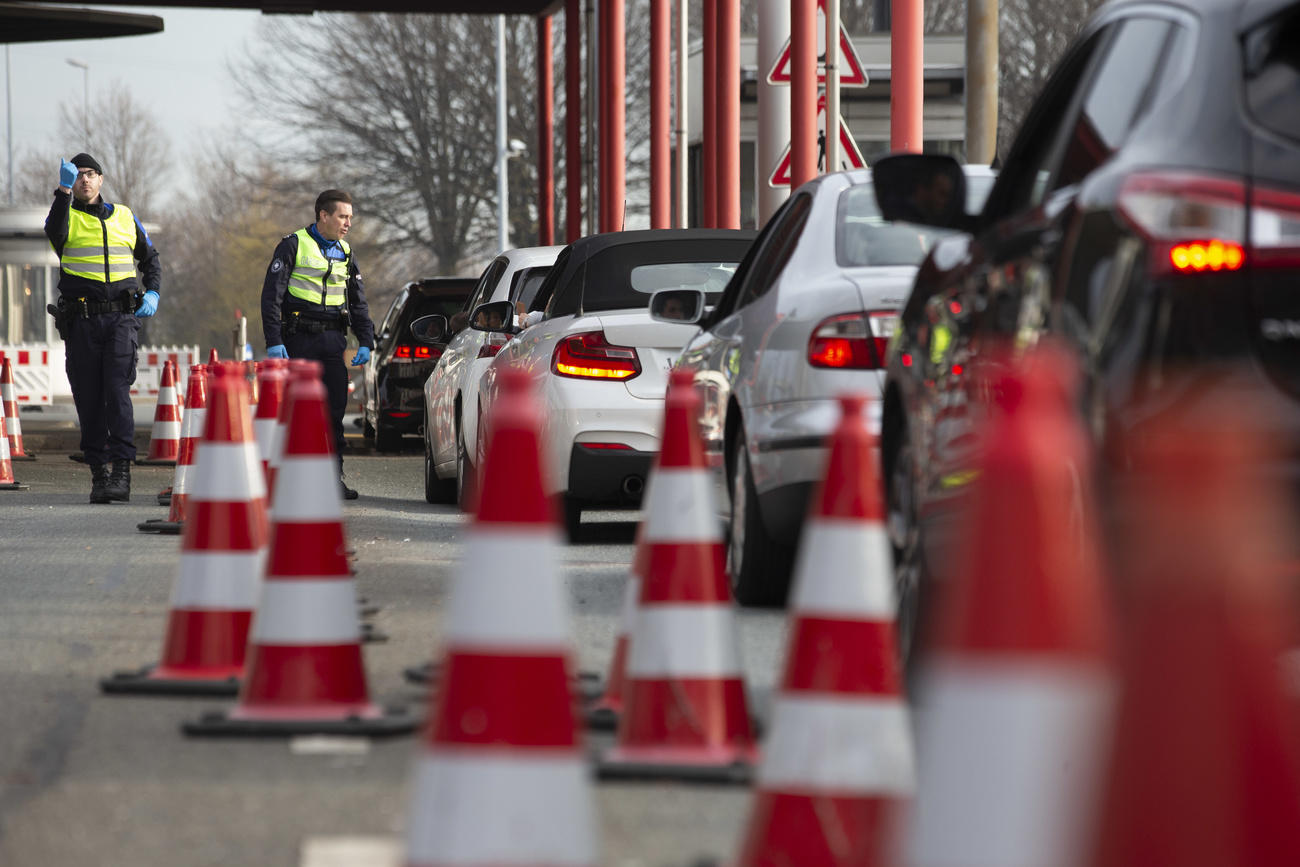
[65,311,140,465]
[284,329,349,470]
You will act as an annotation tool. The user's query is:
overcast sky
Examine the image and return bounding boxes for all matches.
[5,5,266,202]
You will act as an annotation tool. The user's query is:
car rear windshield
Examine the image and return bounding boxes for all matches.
[836,188,953,267]
[410,294,469,321]
[1244,5,1300,143]
[578,239,751,312]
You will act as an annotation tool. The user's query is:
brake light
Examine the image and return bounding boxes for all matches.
[393,344,440,362]
[808,311,898,369]
[1118,172,1247,276]
[579,442,633,450]
[552,331,641,380]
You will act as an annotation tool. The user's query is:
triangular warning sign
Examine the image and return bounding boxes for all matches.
[768,98,867,188]
[768,0,869,88]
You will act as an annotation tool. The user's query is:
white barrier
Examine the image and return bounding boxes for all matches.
[0,342,200,404]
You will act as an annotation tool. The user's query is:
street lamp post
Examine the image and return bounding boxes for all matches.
[495,17,527,253]
[65,58,89,148]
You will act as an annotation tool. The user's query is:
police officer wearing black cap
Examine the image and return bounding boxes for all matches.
[44,153,162,504]
[260,189,375,499]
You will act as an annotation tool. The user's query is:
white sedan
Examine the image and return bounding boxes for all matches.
[418,245,562,506]
[474,229,756,541]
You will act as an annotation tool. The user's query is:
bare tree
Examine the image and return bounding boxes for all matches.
[56,81,173,214]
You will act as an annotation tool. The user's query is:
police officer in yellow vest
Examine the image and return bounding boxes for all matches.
[260,189,375,499]
[44,153,161,504]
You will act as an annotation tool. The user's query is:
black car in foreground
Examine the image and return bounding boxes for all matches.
[362,277,476,451]
[875,0,1300,659]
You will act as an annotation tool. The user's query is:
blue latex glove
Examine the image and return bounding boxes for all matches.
[266,344,289,360]
[134,290,159,318]
[59,159,77,189]
[350,346,371,366]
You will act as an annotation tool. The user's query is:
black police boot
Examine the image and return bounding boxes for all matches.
[105,459,131,502]
[339,467,358,500]
[89,464,111,504]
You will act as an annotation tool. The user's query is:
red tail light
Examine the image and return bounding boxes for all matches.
[394,344,441,362]
[1118,172,1248,275]
[579,442,633,450]
[808,311,898,369]
[552,331,641,380]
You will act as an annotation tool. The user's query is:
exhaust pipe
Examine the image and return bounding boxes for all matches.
[621,475,645,497]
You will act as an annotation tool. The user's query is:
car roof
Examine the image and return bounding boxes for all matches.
[406,276,477,298]
[1100,0,1294,25]
[565,228,758,259]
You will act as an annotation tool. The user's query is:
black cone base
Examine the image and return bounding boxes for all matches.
[182,704,419,738]
[100,665,240,696]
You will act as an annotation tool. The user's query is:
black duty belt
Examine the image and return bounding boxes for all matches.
[64,295,134,317]
[289,318,346,334]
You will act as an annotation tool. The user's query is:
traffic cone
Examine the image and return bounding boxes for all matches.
[267,359,319,509]
[208,347,220,365]
[583,550,642,730]
[1,356,34,460]
[734,392,913,866]
[253,362,288,489]
[138,364,207,535]
[1089,394,1300,867]
[597,369,757,783]
[0,393,28,491]
[101,362,268,695]
[900,344,1113,867]
[402,366,598,866]
[184,372,416,736]
[137,359,182,465]
[245,360,260,407]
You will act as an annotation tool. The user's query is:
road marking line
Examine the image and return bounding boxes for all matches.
[299,836,400,867]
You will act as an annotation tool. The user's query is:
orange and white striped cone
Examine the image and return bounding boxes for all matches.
[582,552,641,730]
[1,357,34,460]
[208,347,220,365]
[185,372,416,736]
[267,359,319,510]
[245,360,260,407]
[402,366,598,866]
[597,369,757,783]
[138,364,207,535]
[900,345,1113,867]
[253,362,288,490]
[137,359,182,465]
[734,393,913,866]
[101,362,268,696]
[1089,397,1300,867]
[0,393,28,491]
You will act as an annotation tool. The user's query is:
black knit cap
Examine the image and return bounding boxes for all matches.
[71,153,103,175]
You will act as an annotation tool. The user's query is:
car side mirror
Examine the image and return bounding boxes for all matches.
[410,314,448,344]
[649,288,705,325]
[470,300,518,333]
[872,153,971,231]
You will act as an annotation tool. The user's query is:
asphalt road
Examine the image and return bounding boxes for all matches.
[0,445,788,867]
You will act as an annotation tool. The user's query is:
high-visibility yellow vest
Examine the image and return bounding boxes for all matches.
[60,204,138,283]
[287,228,350,307]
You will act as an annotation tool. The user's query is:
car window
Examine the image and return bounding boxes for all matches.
[378,289,407,347]
[709,196,797,322]
[510,266,552,309]
[467,259,507,311]
[568,239,751,314]
[1053,18,1186,190]
[1244,5,1300,144]
[837,185,957,267]
[733,193,812,309]
[981,26,1111,221]
[535,248,572,315]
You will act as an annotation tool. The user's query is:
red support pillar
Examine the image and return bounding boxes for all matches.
[650,0,670,229]
[790,0,817,188]
[565,0,582,241]
[717,0,740,228]
[890,0,924,152]
[537,15,555,245]
[608,0,625,230]
[702,0,717,228]
[598,0,611,231]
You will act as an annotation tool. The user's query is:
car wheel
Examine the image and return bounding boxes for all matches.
[726,432,793,607]
[375,423,402,453]
[562,496,583,544]
[455,417,477,513]
[424,431,455,505]
[885,415,926,677]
